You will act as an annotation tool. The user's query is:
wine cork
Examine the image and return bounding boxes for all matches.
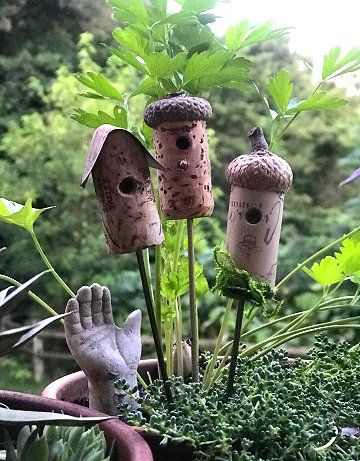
[226,127,293,287]
[144,93,214,220]
[81,124,164,254]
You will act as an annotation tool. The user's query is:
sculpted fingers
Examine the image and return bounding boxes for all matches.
[76,286,93,329]
[91,283,104,325]
[102,286,114,325]
[64,298,82,336]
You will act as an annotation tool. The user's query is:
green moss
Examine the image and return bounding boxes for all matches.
[119,336,360,460]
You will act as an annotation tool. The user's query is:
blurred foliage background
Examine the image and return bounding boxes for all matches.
[0,0,359,391]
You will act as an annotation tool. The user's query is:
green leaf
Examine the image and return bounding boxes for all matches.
[225,20,250,52]
[75,72,124,102]
[78,92,106,100]
[286,92,348,114]
[72,108,127,129]
[0,198,53,232]
[176,0,217,13]
[131,77,159,98]
[22,436,49,461]
[185,57,251,93]
[150,0,167,15]
[184,50,230,82]
[268,69,293,114]
[335,238,360,276]
[0,409,113,426]
[109,0,149,27]
[110,47,149,75]
[302,256,344,287]
[152,11,197,27]
[173,22,218,53]
[322,46,360,80]
[232,21,287,51]
[0,313,68,356]
[0,271,50,319]
[113,28,149,58]
[144,52,187,79]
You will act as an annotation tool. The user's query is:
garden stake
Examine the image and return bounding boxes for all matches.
[81,124,172,402]
[136,250,172,403]
[226,126,293,287]
[187,218,199,381]
[145,93,214,381]
[225,297,245,398]
[225,127,292,396]
[81,124,165,254]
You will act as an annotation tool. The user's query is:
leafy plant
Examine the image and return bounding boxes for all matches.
[3,424,110,461]
[119,337,360,460]
[264,47,360,149]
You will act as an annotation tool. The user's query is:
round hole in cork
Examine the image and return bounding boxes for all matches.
[176,136,191,150]
[118,176,137,195]
[245,207,262,224]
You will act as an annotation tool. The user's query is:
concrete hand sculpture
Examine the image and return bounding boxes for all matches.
[64,283,141,415]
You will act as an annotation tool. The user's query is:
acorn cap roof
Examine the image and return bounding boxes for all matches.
[226,127,293,193]
[144,92,212,128]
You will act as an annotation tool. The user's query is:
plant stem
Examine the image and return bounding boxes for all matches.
[275,225,360,291]
[250,322,360,361]
[187,218,199,381]
[30,230,75,297]
[226,298,245,399]
[143,247,155,306]
[136,250,172,403]
[203,298,233,388]
[164,317,173,376]
[0,274,62,322]
[155,244,162,334]
[174,298,183,377]
[242,316,360,359]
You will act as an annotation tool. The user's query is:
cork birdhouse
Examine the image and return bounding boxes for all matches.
[81,124,165,254]
[144,93,214,220]
[226,127,293,287]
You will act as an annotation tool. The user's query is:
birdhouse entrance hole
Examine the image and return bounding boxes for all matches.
[118,176,137,195]
[176,136,191,150]
[245,207,262,224]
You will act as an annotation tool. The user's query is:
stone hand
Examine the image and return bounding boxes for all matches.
[64,284,141,415]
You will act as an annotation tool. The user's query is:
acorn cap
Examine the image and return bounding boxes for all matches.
[144,92,212,128]
[226,127,293,193]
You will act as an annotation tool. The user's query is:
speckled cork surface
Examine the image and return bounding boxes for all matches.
[84,128,164,254]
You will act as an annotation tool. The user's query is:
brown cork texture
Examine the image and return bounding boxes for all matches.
[145,94,214,220]
[226,127,293,287]
[83,127,164,254]
[153,120,214,220]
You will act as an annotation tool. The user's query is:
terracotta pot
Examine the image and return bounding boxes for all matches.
[0,390,153,461]
[42,360,194,461]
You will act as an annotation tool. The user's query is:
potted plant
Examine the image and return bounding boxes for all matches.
[1,0,360,459]
[0,249,153,461]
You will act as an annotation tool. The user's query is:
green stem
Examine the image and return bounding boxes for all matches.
[136,250,172,403]
[242,303,360,341]
[143,247,155,306]
[226,298,245,399]
[241,304,259,333]
[155,244,162,334]
[30,230,75,297]
[250,322,360,361]
[242,316,360,359]
[220,302,360,355]
[164,317,173,376]
[173,220,186,270]
[275,225,360,291]
[174,298,183,377]
[208,344,232,388]
[0,274,61,322]
[203,298,233,389]
[187,218,199,382]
